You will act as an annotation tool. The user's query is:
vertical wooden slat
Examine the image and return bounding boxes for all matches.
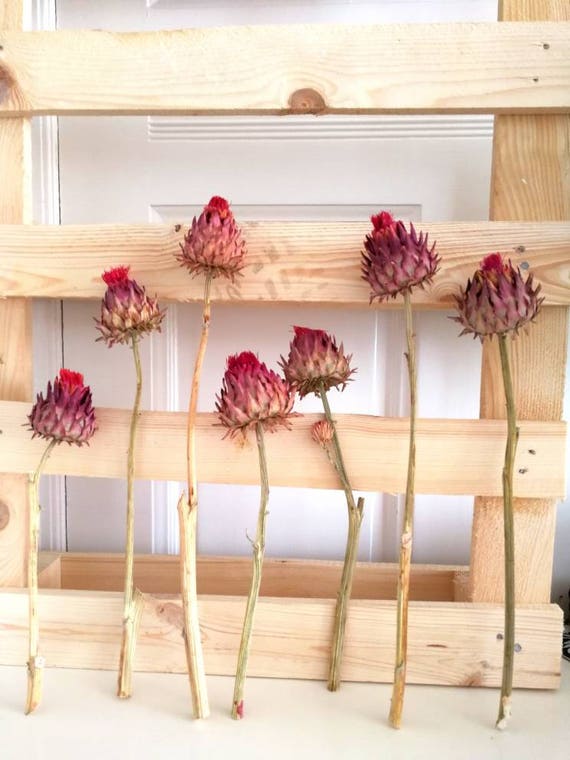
[0,0,33,587]
[469,0,569,603]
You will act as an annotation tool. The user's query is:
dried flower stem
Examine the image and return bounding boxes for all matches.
[231,422,270,720]
[117,336,144,698]
[496,334,518,731]
[26,438,57,715]
[319,382,364,692]
[389,290,417,729]
[178,272,213,719]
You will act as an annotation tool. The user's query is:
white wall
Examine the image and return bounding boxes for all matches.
[30,0,569,607]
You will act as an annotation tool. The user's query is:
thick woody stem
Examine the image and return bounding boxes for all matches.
[319,382,364,692]
[26,439,57,715]
[179,272,212,719]
[496,334,518,731]
[118,336,144,698]
[389,290,416,729]
[231,422,270,720]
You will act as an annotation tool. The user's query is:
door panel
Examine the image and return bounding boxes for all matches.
[43,0,499,565]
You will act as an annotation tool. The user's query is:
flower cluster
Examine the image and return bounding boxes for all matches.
[453,253,543,341]
[95,266,165,346]
[177,196,246,281]
[29,368,96,446]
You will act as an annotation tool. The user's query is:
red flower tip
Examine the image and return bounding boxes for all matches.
[370,211,396,233]
[102,266,131,287]
[226,351,260,372]
[236,700,244,719]
[58,368,84,391]
[206,195,231,218]
[480,253,506,274]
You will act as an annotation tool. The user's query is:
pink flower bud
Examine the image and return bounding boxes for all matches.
[280,326,354,398]
[176,196,246,281]
[29,368,96,446]
[216,351,296,439]
[362,212,440,302]
[453,253,543,341]
[95,266,165,347]
[311,419,335,447]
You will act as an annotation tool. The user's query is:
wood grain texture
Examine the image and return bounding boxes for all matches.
[0,23,569,116]
[0,0,23,34]
[0,402,565,497]
[0,221,569,306]
[53,552,462,602]
[0,588,562,688]
[38,552,61,590]
[0,0,32,588]
[470,0,570,604]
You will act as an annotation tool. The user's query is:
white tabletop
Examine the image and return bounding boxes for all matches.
[1,662,568,760]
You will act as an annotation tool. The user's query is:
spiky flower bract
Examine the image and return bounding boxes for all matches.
[453,253,543,341]
[177,196,246,281]
[216,351,296,440]
[280,326,354,398]
[28,368,96,446]
[362,212,440,302]
[95,266,165,347]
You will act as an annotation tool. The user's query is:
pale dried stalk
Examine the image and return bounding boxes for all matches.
[496,334,518,731]
[231,422,269,719]
[389,290,416,729]
[319,381,364,692]
[26,438,57,715]
[118,336,144,698]
[179,272,212,719]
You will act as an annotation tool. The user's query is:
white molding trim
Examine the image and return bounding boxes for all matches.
[148,305,183,555]
[34,0,64,552]
[148,115,494,143]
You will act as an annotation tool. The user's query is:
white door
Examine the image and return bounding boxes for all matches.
[36,1,565,592]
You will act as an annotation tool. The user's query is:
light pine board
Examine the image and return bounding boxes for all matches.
[0,402,565,497]
[0,587,562,688]
[0,0,31,588]
[49,552,462,602]
[0,23,569,116]
[469,0,570,604]
[0,221,569,306]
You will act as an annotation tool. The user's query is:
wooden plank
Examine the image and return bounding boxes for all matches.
[38,552,61,590]
[0,588,562,688]
[0,23,569,116]
[0,0,32,588]
[0,402,565,497]
[0,221,569,307]
[54,552,461,602]
[469,0,569,604]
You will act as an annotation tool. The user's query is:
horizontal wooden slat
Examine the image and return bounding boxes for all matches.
[0,588,562,688]
[0,221,569,306]
[1,401,565,497]
[51,552,462,602]
[0,23,569,116]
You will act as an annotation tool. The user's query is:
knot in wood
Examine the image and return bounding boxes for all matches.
[288,88,327,114]
[0,60,17,104]
[0,502,10,531]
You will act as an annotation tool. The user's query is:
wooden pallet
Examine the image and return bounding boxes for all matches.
[0,0,568,689]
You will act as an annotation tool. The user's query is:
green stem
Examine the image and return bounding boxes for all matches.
[179,271,213,719]
[118,336,144,698]
[496,334,518,730]
[389,290,416,729]
[320,382,364,692]
[26,438,57,715]
[231,422,270,720]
